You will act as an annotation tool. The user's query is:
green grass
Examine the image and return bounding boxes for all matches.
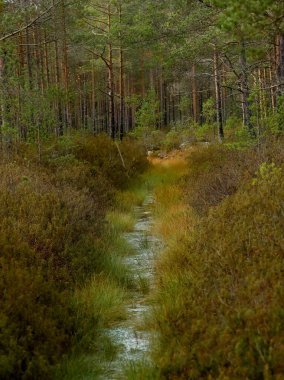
[136,275,150,295]
[115,187,146,212]
[76,276,128,328]
[123,359,160,380]
[55,354,102,380]
[106,210,136,233]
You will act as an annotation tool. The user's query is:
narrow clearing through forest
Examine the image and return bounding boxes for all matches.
[100,193,162,379]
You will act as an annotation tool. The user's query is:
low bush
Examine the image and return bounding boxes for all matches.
[152,162,284,379]
[151,139,284,379]
[0,133,147,379]
[184,138,284,214]
[79,135,147,188]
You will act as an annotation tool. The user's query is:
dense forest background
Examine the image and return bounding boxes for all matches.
[1,0,283,145]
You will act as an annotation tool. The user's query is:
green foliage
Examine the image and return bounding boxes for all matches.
[202,97,216,124]
[162,129,181,151]
[213,0,284,36]
[134,129,166,151]
[193,123,214,141]
[267,94,284,135]
[225,115,243,130]
[136,90,160,130]
[179,95,191,115]
[192,98,217,141]
[159,122,194,152]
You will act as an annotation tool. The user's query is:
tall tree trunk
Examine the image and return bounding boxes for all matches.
[61,0,71,128]
[53,0,63,136]
[44,29,50,87]
[192,64,199,123]
[119,4,124,140]
[91,58,97,133]
[269,65,276,111]
[141,51,145,97]
[108,4,116,139]
[25,27,33,89]
[213,48,224,142]
[239,39,255,137]
[276,34,284,96]
[0,54,5,148]
[258,68,267,119]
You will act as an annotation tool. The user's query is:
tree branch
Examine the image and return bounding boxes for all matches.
[84,46,110,68]
[0,2,60,42]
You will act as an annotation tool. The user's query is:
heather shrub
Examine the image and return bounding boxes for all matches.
[0,162,99,378]
[119,137,148,180]
[0,234,72,380]
[0,133,148,379]
[184,139,284,214]
[152,156,284,379]
[184,145,254,214]
[0,163,100,283]
[71,134,148,188]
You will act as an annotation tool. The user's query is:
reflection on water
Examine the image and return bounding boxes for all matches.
[100,194,161,379]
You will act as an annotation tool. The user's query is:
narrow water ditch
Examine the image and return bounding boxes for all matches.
[100,193,161,379]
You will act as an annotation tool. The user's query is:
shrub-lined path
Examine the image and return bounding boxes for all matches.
[98,153,188,379]
[100,194,160,379]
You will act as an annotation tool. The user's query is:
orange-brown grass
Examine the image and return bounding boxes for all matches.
[149,140,284,379]
[149,151,189,171]
[150,151,192,244]
[153,184,191,244]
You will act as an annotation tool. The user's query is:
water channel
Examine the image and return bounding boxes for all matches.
[100,194,161,379]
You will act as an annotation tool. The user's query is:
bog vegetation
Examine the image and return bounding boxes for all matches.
[0,134,147,379]
[0,0,284,378]
[146,139,284,380]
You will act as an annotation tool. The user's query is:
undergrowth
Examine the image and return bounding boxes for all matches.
[147,138,284,379]
[0,133,148,379]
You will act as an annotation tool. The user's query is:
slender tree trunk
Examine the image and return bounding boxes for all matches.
[239,39,255,136]
[276,34,284,96]
[53,0,63,136]
[107,4,116,139]
[91,58,97,133]
[258,68,266,119]
[172,93,176,123]
[0,54,5,148]
[141,51,145,97]
[54,37,63,135]
[119,5,124,140]
[192,64,199,123]
[61,0,71,128]
[44,29,50,87]
[269,66,276,111]
[213,48,224,142]
[25,27,33,89]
